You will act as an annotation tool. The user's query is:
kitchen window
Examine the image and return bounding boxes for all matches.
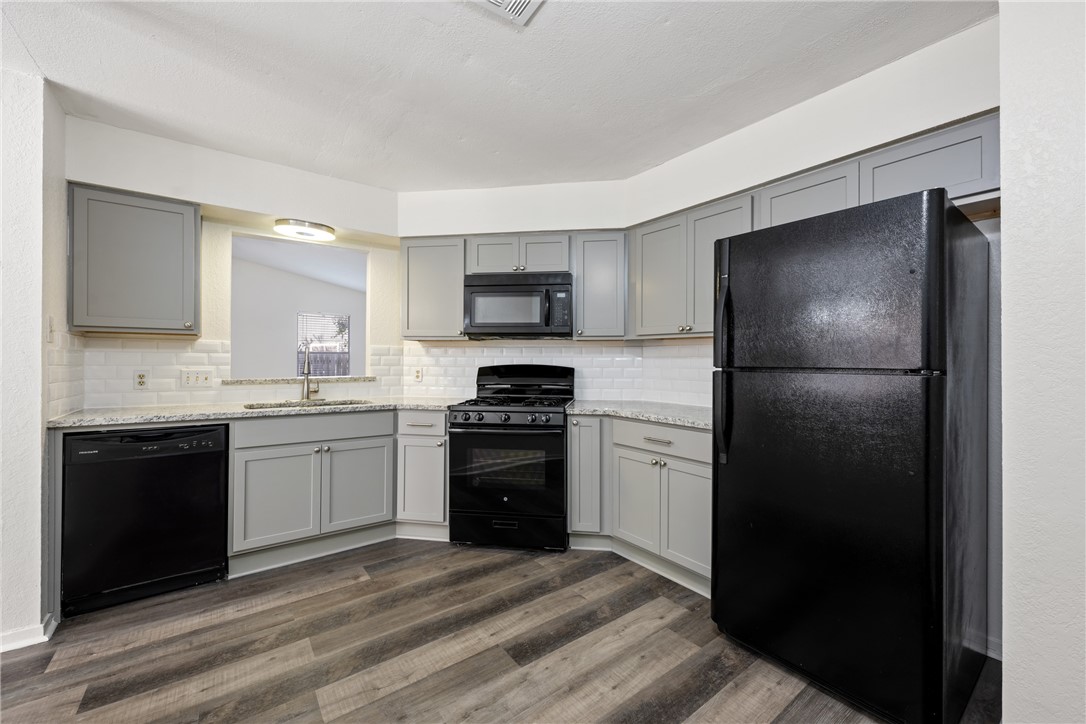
[297,312,350,376]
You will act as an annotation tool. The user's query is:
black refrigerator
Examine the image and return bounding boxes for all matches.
[710,189,988,724]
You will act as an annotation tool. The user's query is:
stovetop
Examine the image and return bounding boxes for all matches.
[451,395,570,410]
[448,363,574,428]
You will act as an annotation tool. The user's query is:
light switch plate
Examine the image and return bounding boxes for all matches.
[181,368,213,387]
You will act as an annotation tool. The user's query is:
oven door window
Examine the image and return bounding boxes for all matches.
[450,429,565,516]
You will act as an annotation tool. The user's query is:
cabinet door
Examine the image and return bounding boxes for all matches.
[568,417,603,533]
[401,238,466,339]
[232,444,322,552]
[573,232,626,338]
[397,436,447,523]
[757,162,859,228]
[660,458,712,577]
[520,234,570,272]
[611,447,661,553]
[687,196,753,334]
[466,235,519,274]
[632,215,688,336]
[860,115,999,203]
[70,184,199,334]
[321,437,394,533]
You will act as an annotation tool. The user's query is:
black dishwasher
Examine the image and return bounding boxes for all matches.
[62,425,228,616]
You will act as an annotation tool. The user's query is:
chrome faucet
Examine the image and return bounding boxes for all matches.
[301,345,320,400]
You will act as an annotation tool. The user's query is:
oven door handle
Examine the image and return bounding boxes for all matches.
[448,428,564,436]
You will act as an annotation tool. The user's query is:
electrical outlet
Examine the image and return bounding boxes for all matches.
[181,368,214,387]
[134,369,150,389]
[414,368,423,382]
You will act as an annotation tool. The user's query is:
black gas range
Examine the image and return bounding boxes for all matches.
[447,365,573,551]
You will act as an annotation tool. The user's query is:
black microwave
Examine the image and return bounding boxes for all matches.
[463,272,573,339]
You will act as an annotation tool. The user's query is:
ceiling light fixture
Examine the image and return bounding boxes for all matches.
[273,218,336,242]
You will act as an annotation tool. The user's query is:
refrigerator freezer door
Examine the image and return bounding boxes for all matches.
[712,370,944,724]
[717,189,946,371]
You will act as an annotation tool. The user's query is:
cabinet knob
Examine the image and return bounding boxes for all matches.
[513,266,518,271]
[519,265,526,271]
[660,460,668,467]
[323,445,331,452]
[650,458,658,466]
[458,330,464,336]
[313,447,320,453]
[577,329,583,336]
[677,325,684,332]
[685,325,693,332]
[571,420,579,426]
[436,441,444,447]
[184,321,193,329]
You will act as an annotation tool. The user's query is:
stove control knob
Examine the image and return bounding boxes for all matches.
[475,413,485,422]
[527,414,537,423]
[461,412,471,421]
[541,414,551,424]
[499,413,511,422]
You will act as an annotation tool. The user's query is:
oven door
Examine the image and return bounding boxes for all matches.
[449,427,566,517]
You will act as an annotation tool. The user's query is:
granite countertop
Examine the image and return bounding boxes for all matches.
[567,400,711,430]
[49,397,711,431]
[47,397,463,429]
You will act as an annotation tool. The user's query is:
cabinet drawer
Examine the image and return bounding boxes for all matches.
[396,410,447,437]
[612,419,711,463]
[234,412,394,448]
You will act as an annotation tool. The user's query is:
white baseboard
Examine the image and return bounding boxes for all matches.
[228,523,397,578]
[570,534,711,598]
[395,521,450,541]
[1,614,58,652]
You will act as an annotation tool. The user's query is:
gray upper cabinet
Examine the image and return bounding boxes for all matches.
[756,162,859,229]
[632,216,687,336]
[69,183,199,334]
[466,233,570,273]
[687,197,753,334]
[401,237,466,339]
[860,115,1000,204]
[572,232,626,338]
[632,195,751,337]
[466,235,518,273]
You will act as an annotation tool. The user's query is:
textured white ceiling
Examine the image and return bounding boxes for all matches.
[3,1,996,192]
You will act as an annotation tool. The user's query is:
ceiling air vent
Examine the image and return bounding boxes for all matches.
[473,0,544,27]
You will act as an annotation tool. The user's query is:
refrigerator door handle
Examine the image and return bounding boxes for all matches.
[713,370,730,464]
[714,239,730,368]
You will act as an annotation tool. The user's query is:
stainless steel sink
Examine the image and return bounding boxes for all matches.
[242,399,372,410]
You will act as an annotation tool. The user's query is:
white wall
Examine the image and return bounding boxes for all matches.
[1,70,65,649]
[999,3,1085,721]
[65,118,398,239]
[398,18,999,236]
[231,258,367,378]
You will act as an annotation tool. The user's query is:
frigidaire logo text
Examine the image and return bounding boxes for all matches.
[77,450,98,455]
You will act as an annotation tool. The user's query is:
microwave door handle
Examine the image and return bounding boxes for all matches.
[543,289,551,327]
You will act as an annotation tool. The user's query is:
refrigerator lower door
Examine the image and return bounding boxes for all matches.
[712,370,944,724]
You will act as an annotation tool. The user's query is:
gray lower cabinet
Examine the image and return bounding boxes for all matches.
[322,438,394,533]
[401,237,466,339]
[232,413,395,553]
[860,114,999,203]
[572,232,626,338]
[568,416,603,533]
[69,183,199,335]
[631,195,752,337]
[756,161,859,228]
[396,410,448,523]
[466,233,570,274]
[611,420,712,577]
[233,443,322,551]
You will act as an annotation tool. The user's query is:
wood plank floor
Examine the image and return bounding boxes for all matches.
[1,540,1001,723]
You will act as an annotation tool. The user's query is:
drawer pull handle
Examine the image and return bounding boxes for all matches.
[406,422,434,427]
[643,436,673,445]
[492,520,519,529]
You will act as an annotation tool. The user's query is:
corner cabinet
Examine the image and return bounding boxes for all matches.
[466,233,570,273]
[69,183,200,335]
[572,232,626,338]
[396,411,448,523]
[401,237,466,339]
[611,419,712,577]
[631,195,752,338]
[231,413,394,553]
